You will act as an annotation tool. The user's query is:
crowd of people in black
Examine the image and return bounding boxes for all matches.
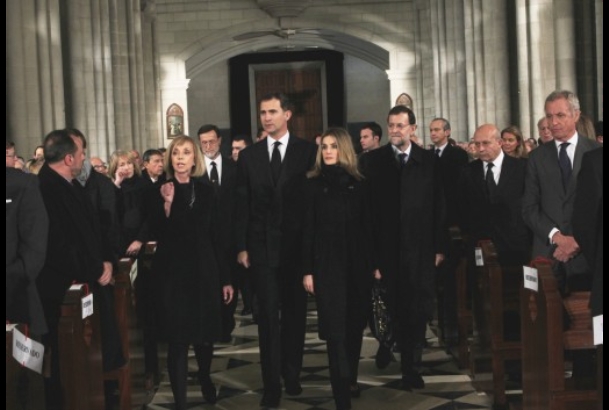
[6,89,603,410]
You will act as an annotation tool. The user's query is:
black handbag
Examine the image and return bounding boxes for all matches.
[370,279,394,347]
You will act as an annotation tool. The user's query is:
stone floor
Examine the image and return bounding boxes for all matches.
[140,297,523,409]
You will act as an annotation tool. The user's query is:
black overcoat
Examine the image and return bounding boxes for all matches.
[301,167,375,340]
[360,144,447,321]
[149,178,229,344]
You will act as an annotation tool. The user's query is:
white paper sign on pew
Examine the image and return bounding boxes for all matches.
[11,327,45,374]
[474,247,484,266]
[69,284,94,319]
[593,315,603,345]
[523,266,538,292]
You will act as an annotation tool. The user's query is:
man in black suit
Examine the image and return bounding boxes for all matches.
[36,129,120,410]
[236,92,316,407]
[572,147,603,317]
[360,105,447,391]
[6,165,49,335]
[522,90,601,292]
[198,123,240,341]
[429,117,469,346]
[458,124,531,267]
[572,147,603,406]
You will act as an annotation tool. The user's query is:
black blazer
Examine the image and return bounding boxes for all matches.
[236,136,316,268]
[201,156,239,267]
[458,155,531,266]
[572,147,603,316]
[6,168,49,334]
[436,144,469,226]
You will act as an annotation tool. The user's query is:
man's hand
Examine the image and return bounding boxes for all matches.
[98,261,113,286]
[551,232,580,262]
[303,274,314,295]
[222,285,234,305]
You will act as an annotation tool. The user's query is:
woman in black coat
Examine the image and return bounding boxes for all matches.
[149,136,233,409]
[302,128,375,410]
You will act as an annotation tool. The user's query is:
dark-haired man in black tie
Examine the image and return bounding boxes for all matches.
[236,92,316,407]
[429,117,468,346]
[360,105,447,391]
[198,124,240,342]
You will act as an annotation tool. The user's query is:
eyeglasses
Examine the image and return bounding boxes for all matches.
[200,140,219,147]
[93,163,108,169]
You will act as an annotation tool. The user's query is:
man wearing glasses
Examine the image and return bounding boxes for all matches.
[198,124,240,342]
[90,156,109,176]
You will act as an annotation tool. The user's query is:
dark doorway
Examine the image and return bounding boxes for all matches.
[229,50,345,142]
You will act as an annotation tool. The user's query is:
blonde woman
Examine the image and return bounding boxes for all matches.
[107,150,148,256]
[302,128,375,410]
[149,136,233,409]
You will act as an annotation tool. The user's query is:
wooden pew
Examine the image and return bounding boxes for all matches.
[6,323,45,410]
[437,226,464,347]
[469,239,522,408]
[452,227,472,369]
[520,258,598,410]
[103,257,135,410]
[58,284,105,410]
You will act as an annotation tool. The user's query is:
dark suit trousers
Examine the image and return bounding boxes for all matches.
[167,342,213,410]
[254,264,307,392]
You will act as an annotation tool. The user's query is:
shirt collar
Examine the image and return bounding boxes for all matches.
[554,132,579,150]
[484,149,505,169]
[267,132,290,150]
[391,142,413,158]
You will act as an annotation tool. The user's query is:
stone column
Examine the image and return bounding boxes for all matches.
[553,0,576,91]
[462,0,510,134]
[427,0,469,141]
[6,0,65,153]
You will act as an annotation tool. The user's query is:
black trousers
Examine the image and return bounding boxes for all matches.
[254,264,307,393]
[166,342,213,410]
[327,339,352,410]
[134,261,159,376]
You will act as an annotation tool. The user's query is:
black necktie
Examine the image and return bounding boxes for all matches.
[398,152,408,167]
[435,148,441,158]
[486,162,496,196]
[558,142,572,190]
[209,161,219,186]
[271,141,282,184]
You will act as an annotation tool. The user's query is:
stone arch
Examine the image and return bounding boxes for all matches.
[179,18,396,78]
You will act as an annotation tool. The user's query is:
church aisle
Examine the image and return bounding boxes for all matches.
[145,298,499,410]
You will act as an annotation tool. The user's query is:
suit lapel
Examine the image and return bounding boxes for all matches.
[254,141,274,185]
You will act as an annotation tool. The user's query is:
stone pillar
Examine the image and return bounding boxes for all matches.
[427,0,469,141]
[553,0,576,91]
[462,0,510,134]
[6,0,65,154]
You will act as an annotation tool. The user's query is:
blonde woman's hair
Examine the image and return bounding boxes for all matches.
[107,149,142,180]
[164,136,206,179]
[307,127,362,180]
